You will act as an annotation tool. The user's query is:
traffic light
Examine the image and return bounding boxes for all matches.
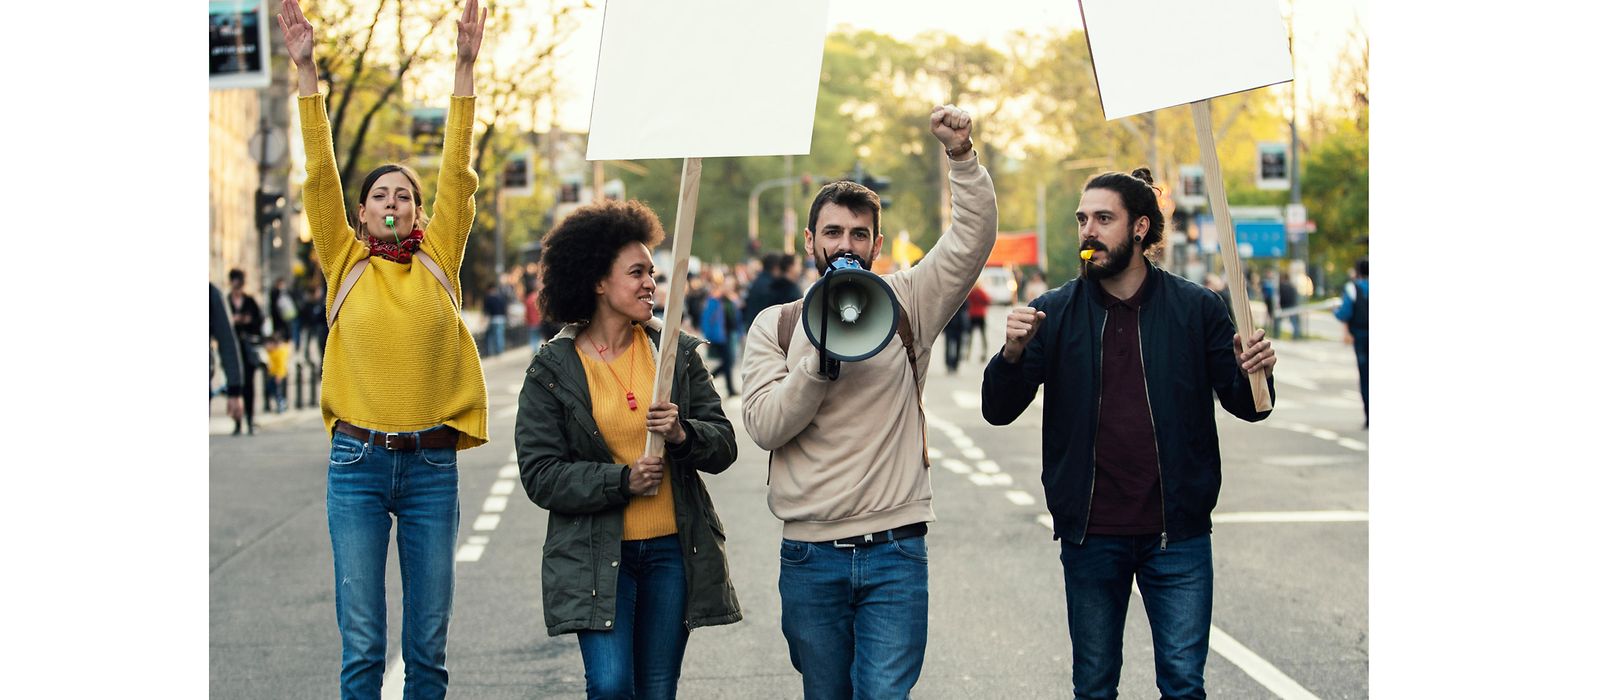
[859,172,892,210]
[257,191,286,231]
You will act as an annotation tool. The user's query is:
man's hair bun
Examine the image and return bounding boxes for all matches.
[1131,167,1155,186]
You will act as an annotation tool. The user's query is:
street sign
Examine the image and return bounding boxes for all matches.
[1178,164,1206,209]
[210,0,272,90]
[1257,142,1289,190]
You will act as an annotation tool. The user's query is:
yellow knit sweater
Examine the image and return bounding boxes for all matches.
[299,93,488,450]
[577,325,677,540]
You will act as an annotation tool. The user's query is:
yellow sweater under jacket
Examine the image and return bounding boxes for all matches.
[576,325,678,540]
[299,93,488,450]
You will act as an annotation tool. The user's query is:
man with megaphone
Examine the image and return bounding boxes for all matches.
[741,105,998,699]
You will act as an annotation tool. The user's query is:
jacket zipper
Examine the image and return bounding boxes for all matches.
[1135,308,1169,550]
[1083,311,1108,545]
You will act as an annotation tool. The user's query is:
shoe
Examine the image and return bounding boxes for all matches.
[232,422,242,436]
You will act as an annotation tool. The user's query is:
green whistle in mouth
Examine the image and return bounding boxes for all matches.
[384,215,396,229]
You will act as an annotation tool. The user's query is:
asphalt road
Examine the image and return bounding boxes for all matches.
[210,308,1367,699]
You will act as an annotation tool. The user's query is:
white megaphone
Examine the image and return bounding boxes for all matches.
[801,253,901,380]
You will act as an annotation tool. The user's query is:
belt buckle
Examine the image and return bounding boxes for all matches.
[383,432,403,450]
[831,539,856,549]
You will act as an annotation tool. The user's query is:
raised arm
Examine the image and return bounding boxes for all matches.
[279,0,363,295]
[278,0,318,97]
[417,0,487,285]
[895,105,998,344]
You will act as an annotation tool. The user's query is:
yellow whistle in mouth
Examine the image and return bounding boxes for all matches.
[1080,249,1094,261]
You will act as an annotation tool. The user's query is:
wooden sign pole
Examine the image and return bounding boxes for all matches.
[639,157,702,494]
[1190,100,1273,412]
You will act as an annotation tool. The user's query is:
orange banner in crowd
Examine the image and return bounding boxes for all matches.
[986,231,1038,266]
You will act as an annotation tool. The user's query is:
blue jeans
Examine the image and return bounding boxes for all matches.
[778,533,929,699]
[577,535,690,699]
[486,316,507,356]
[1059,534,1213,700]
[326,427,460,700]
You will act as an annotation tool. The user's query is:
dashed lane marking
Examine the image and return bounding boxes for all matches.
[941,459,973,475]
[482,496,508,513]
[499,465,518,479]
[1004,490,1036,506]
[489,480,516,496]
[472,514,501,531]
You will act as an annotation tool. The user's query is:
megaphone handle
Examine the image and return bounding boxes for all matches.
[816,271,833,379]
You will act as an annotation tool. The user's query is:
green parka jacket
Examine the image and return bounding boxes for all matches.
[515,318,742,636]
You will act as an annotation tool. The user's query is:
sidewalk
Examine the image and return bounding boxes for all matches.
[208,348,535,436]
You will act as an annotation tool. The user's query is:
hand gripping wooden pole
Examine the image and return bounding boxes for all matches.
[639,157,702,495]
[1190,100,1273,412]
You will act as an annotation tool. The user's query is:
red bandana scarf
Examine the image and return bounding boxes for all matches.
[368,228,425,263]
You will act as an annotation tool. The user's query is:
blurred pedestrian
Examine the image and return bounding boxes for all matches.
[517,198,741,698]
[210,283,245,423]
[483,282,508,356]
[299,276,327,365]
[265,331,291,413]
[269,277,299,345]
[1262,270,1281,339]
[700,274,740,396]
[944,294,969,374]
[226,267,264,435]
[524,279,544,354]
[281,0,488,696]
[741,253,803,335]
[1278,270,1302,339]
[1334,258,1369,428]
[1023,269,1050,305]
[966,282,991,360]
[982,167,1276,700]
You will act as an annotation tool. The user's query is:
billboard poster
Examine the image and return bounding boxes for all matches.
[1257,141,1290,190]
[210,0,271,90]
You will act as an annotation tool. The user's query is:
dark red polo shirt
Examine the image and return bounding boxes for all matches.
[1086,273,1163,536]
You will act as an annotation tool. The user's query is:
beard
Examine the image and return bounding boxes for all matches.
[1082,233,1137,281]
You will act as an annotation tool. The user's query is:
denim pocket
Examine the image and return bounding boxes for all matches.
[891,537,929,564]
[779,539,812,565]
[420,446,458,470]
[329,433,366,466]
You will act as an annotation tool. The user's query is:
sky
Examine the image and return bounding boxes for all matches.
[546,0,1368,131]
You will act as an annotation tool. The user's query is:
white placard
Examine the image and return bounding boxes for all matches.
[1078,0,1292,120]
[586,0,830,161]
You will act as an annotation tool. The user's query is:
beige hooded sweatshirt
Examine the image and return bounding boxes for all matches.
[741,155,998,541]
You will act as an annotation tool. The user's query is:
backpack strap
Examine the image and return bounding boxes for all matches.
[769,297,930,472]
[328,251,459,325]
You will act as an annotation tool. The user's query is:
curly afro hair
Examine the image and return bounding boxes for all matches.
[538,199,666,324]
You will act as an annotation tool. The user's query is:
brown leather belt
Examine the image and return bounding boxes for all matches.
[334,421,457,450]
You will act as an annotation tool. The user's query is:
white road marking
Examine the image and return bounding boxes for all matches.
[1213,511,1368,523]
[1207,626,1323,699]
[1310,429,1339,441]
[951,435,975,449]
[489,480,516,496]
[1335,438,1367,451]
[1261,455,1356,467]
[499,464,519,479]
[507,451,516,462]
[1041,520,1323,699]
[969,473,996,486]
[1342,390,1362,401]
[952,390,980,409]
[961,447,986,460]
[1285,423,1313,434]
[927,447,944,460]
[506,381,522,394]
[455,543,485,562]
[473,514,501,531]
[975,460,1001,474]
[1036,513,1054,530]
[1004,490,1036,506]
[941,459,973,475]
[482,496,508,513]
[495,405,518,419]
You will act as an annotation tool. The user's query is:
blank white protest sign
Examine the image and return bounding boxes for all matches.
[1079,0,1293,120]
[586,0,830,161]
